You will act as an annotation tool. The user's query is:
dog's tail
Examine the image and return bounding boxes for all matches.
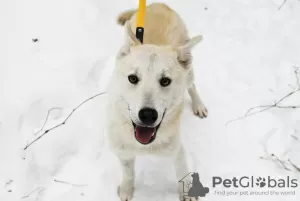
[117,9,137,26]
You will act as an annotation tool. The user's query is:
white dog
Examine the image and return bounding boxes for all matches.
[106,3,208,201]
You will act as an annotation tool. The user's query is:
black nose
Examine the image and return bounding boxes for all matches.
[138,108,158,125]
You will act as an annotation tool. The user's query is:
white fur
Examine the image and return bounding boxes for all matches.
[107,3,208,201]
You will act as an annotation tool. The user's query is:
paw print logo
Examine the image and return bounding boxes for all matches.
[256,177,266,188]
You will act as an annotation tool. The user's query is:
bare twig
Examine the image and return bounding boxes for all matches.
[278,0,288,10]
[54,179,88,187]
[259,134,292,171]
[291,135,299,141]
[244,90,300,115]
[261,155,291,171]
[21,187,44,199]
[294,66,300,87]
[24,92,106,150]
[259,132,300,172]
[271,154,291,171]
[5,179,13,192]
[288,159,300,172]
[5,179,13,186]
[34,107,62,136]
[226,94,300,125]
[227,69,300,125]
[272,105,300,108]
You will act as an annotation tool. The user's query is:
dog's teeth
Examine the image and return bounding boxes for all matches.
[151,132,155,137]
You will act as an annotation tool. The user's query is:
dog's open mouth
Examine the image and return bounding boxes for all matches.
[132,110,166,145]
[132,123,160,145]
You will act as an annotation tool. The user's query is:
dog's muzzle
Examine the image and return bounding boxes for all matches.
[132,109,166,145]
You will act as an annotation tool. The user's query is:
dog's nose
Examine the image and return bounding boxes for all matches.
[138,108,158,125]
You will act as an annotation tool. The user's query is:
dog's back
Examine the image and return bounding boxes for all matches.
[117,3,189,47]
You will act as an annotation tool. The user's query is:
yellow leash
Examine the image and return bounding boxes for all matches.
[136,0,146,43]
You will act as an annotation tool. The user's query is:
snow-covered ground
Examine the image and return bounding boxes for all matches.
[1,0,300,201]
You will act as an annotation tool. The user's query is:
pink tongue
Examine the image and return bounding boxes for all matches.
[135,126,155,144]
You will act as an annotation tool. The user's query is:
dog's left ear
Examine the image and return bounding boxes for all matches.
[177,35,203,68]
[117,22,142,59]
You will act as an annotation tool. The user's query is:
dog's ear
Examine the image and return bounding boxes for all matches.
[177,35,203,68]
[117,22,142,59]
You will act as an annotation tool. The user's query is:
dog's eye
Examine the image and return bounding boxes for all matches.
[128,75,139,84]
[160,77,171,87]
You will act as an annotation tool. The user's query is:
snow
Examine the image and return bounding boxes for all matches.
[1,0,300,200]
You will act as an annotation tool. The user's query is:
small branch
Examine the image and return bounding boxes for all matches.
[260,133,300,172]
[54,179,88,187]
[278,0,288,10]
[34,107,62,136]
[259,135,292,171]
[294,66,300,88]
[245,90,300,115]
[226,98,299,125]
[271,154,291,171]
[24,92,106,150]
[288,159,300,172]
[291,135,299,141]
[5,179,13,192]
[5,179,13,186]
[261,155,291,171]
[274,105,300,108]
[227,69,300,125]
[21,187,44,199]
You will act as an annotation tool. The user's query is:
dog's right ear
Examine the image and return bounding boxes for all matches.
[117,22,142,59]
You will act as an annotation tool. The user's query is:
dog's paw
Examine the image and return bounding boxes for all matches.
[117,184,134,201]
[192,102,208,118]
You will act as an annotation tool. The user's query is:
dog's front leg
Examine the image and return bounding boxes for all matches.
[186,69,208,118]
[117,157,135,201]
[174,146,198,201]
[188,84,208,119]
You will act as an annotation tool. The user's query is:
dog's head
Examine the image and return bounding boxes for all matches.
[113,22,202,145]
